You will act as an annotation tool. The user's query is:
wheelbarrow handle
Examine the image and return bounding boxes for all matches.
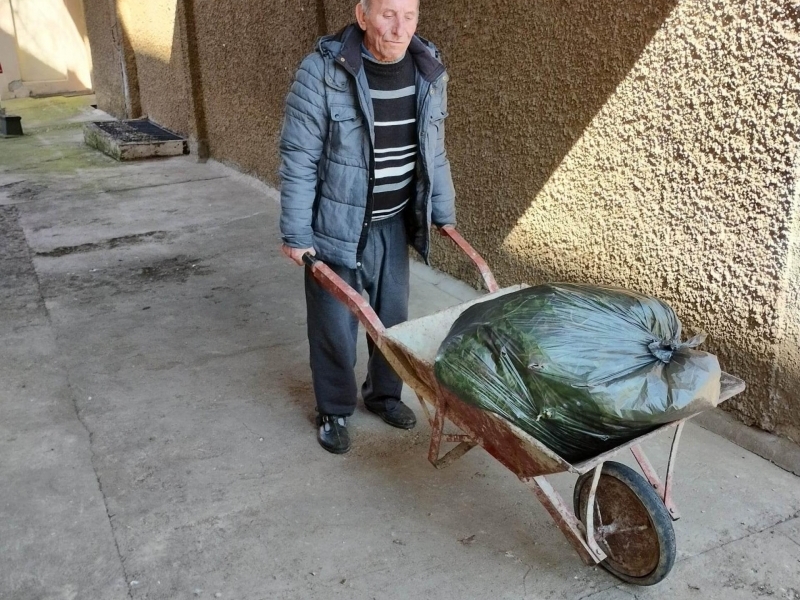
[301,252,318,268]
[302,253,386,343]
[437,225,499,293]
[301,225,496,342]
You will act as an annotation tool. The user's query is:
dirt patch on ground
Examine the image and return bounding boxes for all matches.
[36,231,170,257]
[137,256,209,283]
[285,379,317,424]
[0,181,47,201]
[349,422,429,460]
[39,254,212,301]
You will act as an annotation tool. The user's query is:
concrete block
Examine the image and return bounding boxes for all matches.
[84,119,187,161]
[0,114,23,136]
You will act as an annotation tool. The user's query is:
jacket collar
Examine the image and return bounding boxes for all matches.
[319,23,445,83]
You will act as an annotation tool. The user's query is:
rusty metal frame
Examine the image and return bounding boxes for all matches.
[416,392,434,427]
[524,476,606,565]
[630,420,685,521]
[303,254,385,342]
[584,464,607,561]
[438,225,500,293]
[425,396,478,469]
[664,421,684,513]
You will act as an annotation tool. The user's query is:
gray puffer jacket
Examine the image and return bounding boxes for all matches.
[279,24,456,269]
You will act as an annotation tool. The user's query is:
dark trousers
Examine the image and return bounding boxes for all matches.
[304,214,410,416]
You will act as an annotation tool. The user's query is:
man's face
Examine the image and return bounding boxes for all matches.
[356,0,419,62]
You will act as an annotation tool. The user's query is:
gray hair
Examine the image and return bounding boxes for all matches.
[360,0,419,15]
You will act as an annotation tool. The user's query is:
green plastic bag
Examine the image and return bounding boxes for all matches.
[434,284,721,462]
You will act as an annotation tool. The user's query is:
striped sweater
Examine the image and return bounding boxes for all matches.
[363,51,417,222]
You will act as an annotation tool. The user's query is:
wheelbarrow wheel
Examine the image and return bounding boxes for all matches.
[573,461,676,586]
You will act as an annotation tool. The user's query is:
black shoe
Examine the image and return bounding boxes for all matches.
[316,414,350,454]
[365,399,417,430]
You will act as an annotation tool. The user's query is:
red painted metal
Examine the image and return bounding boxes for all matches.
[525,476,604,565]
[428,402,447,466]
[439,225,500,293]
[305,255,386,342]
[438,386,569,477]
[426,400,477,468]
[415,392,434,427]
[436,441,478,468]
[664,421,685,519]
[584,465,608,561]
[630,423,683,521]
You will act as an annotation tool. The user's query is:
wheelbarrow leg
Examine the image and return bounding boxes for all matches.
[583,465,608,562]
[415,392,434,428]
[426,401,477,469]
[630,420,684,520]
[523,476,606,565]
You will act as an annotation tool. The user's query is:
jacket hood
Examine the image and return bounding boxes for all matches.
[316,23,446,83]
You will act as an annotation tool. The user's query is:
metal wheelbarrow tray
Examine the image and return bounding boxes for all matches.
[303,228,746,586]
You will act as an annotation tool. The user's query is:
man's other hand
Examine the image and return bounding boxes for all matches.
[281,244,316,266]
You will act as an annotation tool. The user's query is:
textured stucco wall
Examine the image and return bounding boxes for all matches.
[773,156,800,443]
[83,0,127,118]
[322,0,355,29]
[327,0,800,437]
[461,0,797,434]
[115,0,191,134]
[83,0,800,441]
[187,0,319,180]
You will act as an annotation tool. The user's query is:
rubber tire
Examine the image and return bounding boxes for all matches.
[573,461,676,586]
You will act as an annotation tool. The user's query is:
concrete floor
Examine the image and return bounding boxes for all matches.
[1,95,799,600]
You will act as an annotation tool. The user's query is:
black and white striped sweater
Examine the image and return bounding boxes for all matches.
[363,51,417,222]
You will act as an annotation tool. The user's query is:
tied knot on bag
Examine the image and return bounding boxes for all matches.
[648,332,707,363]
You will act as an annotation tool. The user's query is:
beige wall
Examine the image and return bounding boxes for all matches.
[83,0,800,443]
[187,0,319,175]
[0,0,93,100]
[115,0,191,133]
[773,164,800,443]
[82,0,126,118]
[328,0,800,439]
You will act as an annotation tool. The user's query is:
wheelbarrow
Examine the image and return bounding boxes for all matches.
[302,227,746,586]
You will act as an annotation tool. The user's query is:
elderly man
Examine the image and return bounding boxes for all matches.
[279,0,455,454]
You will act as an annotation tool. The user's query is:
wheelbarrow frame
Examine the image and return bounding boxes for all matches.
[302,226,746,575]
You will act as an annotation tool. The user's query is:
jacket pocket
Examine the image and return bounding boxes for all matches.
[430,108,448,131]
[329,104,366,164]
[428,108,448,152]
[324,60,349,91]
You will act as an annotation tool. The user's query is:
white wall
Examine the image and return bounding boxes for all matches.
[0,0,93,100]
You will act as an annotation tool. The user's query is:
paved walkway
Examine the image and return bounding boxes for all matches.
[1,95,799,600]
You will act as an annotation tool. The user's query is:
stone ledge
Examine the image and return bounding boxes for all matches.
[84,119,187,161]
[694,408,800,476]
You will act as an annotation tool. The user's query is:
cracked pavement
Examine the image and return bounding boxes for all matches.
[2,95,800,600]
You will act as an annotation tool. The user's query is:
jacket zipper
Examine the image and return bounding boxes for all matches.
[417,71,446,265]
[335,56,374,278]
[417,77,431,264]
